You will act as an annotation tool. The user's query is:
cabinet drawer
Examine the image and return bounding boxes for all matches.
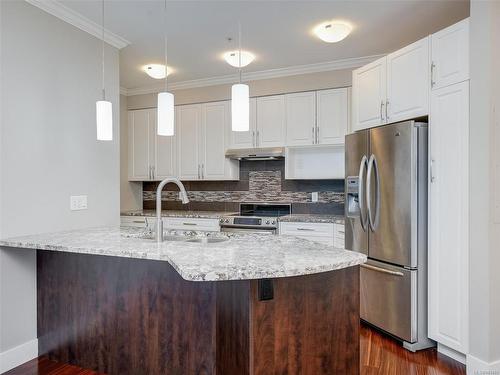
[280,222,334,237]
[120,216,156,228]
[163,217,220,232]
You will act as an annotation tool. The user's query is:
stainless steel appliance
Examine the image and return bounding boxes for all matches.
[219,203,291,234]
[345,120,434,351]
[225,147,285,161]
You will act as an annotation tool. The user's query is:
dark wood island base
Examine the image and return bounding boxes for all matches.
[37,250,360,375]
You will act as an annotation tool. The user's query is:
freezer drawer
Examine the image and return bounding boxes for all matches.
[360,260,417,343]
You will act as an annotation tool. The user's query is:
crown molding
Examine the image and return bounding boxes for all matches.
[122,54,385,96]
[25,0,130,49]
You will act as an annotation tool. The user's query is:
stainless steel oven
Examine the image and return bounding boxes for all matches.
[219,203,291,234]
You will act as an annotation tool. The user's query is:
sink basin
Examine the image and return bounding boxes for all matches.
[186,237,229,244]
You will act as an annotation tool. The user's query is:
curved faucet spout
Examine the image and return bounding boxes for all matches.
[156,178,189,242]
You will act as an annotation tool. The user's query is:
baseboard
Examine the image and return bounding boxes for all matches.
[0,339,38,374]
[467,354,500,375]
[437,343,467,364]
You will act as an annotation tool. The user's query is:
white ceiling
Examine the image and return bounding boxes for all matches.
[59,0,469,91]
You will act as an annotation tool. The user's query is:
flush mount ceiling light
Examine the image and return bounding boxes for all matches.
[157,0,174,136]
[96,0,112,141]
[314,21,352,43]
[142,64,172,80]
[231,23,250,132]
[223,50,255,68]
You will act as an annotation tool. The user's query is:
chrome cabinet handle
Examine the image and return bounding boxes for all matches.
[256,130,260,147]
[133,220,145,224]
[252,130,256,147]
[380,101,385,121]
[385,100,389,120]
[149,166,153,180]
[198,164,201,179]
[431,62,436,87]
[430,159,436,182]
[361,264,404,277]
[367,154,381,232]
[152,166,155,180]
[312,126,315,144]
[201,163,204,179]
[182,222,197,226]
[296,228,315,232]
[358,155,369,231]
[316,126,320,144]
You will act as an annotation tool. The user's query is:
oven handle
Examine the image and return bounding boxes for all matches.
[221,226,277,234]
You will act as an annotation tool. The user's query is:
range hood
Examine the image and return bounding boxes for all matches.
[225,147,285,161]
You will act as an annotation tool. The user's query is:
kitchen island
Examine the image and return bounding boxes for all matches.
[1,227,366,375]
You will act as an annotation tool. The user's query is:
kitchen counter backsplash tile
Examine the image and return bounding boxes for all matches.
[143,160,345,215]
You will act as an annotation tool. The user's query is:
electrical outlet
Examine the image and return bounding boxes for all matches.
[311,192,319,203]
[70,195,88,211]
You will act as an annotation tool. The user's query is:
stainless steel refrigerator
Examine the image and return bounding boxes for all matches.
[345,120,434,351]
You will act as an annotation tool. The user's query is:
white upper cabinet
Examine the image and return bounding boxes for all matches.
[154,111,176,180]
[201,101,238,180]
[229,98,256,149]
[386,37,430,123]
[316,88,349,145]
[128,109,153,181]
[256,95,286,148]
[428,81,469,354]
[177,104,202,180]
[285,92,316,146]
[352,57,387,131]
[431,18,469,90]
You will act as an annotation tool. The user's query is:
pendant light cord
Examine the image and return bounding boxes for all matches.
[101,0,105,100]
[238,21,242,84]
[164,0,168,92]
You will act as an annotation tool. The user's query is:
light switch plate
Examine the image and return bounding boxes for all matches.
[311,192,319,202]
[70,195,88,211]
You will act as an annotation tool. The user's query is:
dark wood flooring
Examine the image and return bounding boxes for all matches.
[5,323,466,375]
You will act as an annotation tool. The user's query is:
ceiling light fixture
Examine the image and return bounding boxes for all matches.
[314,21,352,43]
[96,0,112,141]
[231,22,250,132]
[224,50,255,68]
[143,64,172,80]
[157,0,174,137]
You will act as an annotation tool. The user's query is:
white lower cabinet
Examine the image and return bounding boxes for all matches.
[163,217,220,232]
[428,81,469,355]
[279,222,344,247]
[120,215,157,229]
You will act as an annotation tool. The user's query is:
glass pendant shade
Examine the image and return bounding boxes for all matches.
[157,91,175,136]
[96,100,113,141]
[231,83,249,132]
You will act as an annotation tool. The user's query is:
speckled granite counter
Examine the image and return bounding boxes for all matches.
[121,209,235,219]
[0,226,365,281]
[280,214,345,224]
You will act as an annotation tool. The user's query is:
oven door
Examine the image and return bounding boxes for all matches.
[221,226,276,235]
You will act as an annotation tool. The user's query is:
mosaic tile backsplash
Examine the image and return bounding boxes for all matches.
[143,160,345,215]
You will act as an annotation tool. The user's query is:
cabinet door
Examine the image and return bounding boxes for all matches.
[428,81,469,354]
[352,57,387,131]
[317,88,349,145]
[229,97,257,149]
[177,104,201,180]
[285,92,316,146]
[256,95,286,148]
[431,18,469,90]
[128,109,153,181]
[201,101,229,180]
[152,108,176,180]
[386,37,430,123]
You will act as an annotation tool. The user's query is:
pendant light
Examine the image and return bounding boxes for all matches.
[96,0,112,141]
[157,0,174,136]
[231,22,249,132]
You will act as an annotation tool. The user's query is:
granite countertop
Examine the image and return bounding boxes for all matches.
[0,227,365,282]
[280,214,345,224]
[121,210,236,219]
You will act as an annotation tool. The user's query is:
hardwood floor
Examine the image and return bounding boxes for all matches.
[5,323,466,375]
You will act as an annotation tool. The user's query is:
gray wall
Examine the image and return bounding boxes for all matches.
[0,0,120,363]
[469,0,500,369]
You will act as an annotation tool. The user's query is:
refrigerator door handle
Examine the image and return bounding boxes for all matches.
[367,154,381,231]
[358,155,369,231]
[361,263,404,277]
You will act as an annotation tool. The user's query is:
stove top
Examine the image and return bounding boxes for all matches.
[219,203,291,230]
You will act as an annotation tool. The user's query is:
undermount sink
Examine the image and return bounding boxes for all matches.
[186,237,229,244]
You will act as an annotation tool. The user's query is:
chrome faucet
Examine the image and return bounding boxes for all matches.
[156,178,190,242]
